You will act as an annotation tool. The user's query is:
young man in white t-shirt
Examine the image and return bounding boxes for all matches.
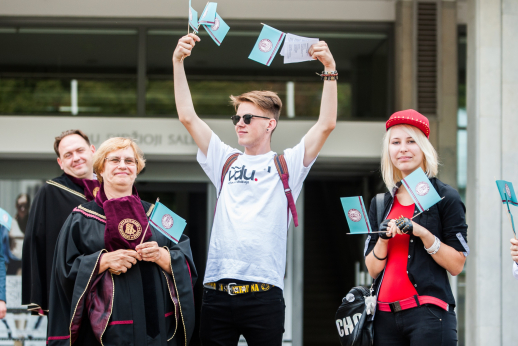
[172,33,337,346]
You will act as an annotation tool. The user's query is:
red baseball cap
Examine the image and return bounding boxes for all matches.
[385,109,430,138]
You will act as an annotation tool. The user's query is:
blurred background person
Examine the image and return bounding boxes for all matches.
[22,129,98,316]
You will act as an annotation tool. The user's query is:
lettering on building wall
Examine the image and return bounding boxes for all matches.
[88,132,196,148]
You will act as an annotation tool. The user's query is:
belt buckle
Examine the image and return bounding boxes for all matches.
[227,283,237,296]
[389,301,402,313]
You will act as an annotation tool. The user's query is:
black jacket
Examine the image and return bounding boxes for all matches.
[364,178,469,307]
[22,173,87,313]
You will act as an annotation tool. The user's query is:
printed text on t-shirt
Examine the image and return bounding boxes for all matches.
[228,165,258,184]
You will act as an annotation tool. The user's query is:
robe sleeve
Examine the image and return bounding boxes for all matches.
[22,186,48,312]
[47,214,107,346]
[163,234,198,346]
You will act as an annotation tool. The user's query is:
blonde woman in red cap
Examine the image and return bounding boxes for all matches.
[364,110,468,346]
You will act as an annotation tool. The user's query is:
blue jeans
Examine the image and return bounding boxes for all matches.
[199,280,285,346]
[374,305,458,346]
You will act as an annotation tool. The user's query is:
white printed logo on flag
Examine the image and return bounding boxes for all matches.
[162,214,174,229]
[416,182,430,196]
[259,39,273,52]
[348,209,362,222]
[212,18,220,31]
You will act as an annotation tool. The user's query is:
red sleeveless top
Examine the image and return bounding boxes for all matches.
[378,196,418,302]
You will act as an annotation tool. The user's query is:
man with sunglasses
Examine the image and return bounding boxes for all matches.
[173,33,337,346]
[22,130,99,317]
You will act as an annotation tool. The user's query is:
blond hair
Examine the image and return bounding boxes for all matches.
[93,137,146,183]
[381,124,439,190]
[230,90,282,133]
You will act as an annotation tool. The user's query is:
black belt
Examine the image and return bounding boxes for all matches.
[204,282,274,295]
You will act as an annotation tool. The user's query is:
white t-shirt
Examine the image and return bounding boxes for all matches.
[197,132,316,289]
[513,262,518,280]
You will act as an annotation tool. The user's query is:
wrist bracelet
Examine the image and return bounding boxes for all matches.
[316,70,338,81]
[424,236,441,255]
[373,248,387,261]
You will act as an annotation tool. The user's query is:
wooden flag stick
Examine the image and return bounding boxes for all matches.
[347,231,388,235]
[140,197,160,245]
[505,211,516,239]
[502,192,517,239]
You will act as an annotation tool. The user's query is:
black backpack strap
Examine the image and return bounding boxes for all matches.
[273,154,299,227]
[376,193,385,225]
[219,153,240,197]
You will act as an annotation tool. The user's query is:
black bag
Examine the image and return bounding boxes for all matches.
[335,286,374,346]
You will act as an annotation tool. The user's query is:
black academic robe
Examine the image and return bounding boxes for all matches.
[22,173,88,314]
[47,200,197,346]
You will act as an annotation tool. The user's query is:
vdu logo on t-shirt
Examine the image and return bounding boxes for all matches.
[228,165,257,185]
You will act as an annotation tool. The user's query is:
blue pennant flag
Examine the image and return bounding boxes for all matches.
[401,167,442,212]
[0,208,12,231]
[203,12,229,46]
[496,180,518,207]
[149,202,187,244]
[189,0,199,33]
[340,196,372,234]
[199,2,217,26]
[248,24,285,66]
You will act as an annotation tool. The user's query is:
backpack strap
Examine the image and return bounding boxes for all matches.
[219,153,240,197]
[273,154,299,227]
[376,193,385,226]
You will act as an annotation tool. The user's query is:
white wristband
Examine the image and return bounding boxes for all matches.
[425,236,441,255]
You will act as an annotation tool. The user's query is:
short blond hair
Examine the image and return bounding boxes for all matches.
[381,124,439,191]
[93,137,146,183]
[230,90,282,133]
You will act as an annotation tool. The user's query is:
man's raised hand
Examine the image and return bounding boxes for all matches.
[308,41,336,71]
[173,33,201,63]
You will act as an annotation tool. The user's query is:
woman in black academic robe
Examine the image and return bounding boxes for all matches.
[47,137,197,346]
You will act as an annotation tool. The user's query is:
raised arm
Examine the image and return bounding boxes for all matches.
[303,42,337,167]
[172,33,213,156]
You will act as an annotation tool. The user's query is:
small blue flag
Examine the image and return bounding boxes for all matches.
[203,12,229,46]
[189,0,199,33]
[0,208,12,231]
[199,2,217,26]
[248,24,285,66]
[401,168,442,212]
[340,196,372,234]
[149,202,187,244]
[496,180,518,207]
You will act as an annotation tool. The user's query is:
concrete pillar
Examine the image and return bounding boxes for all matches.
[465,0,518,345]
[437,0,458,188]
[395,0,415,111]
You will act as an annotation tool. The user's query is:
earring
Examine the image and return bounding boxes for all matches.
[266,129,269,132]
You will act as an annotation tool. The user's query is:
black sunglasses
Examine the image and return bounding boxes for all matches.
[231,114,271,125]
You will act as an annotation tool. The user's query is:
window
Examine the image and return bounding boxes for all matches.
[1,22,393,119]
[0,27,138,115]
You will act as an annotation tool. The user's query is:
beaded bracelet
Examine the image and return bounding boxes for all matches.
[316,70,338,81]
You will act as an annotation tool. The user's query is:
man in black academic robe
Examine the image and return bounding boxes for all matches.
[47,199,197,346]
[22,130,98,315]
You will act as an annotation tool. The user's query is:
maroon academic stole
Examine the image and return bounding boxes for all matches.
[66,174,101,201]
[95,185,152,251]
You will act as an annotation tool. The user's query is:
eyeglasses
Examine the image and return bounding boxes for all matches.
[231,114,271,125]
[105,156,138,166]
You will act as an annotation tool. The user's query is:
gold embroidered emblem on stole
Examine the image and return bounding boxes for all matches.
[118,219,142,240]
